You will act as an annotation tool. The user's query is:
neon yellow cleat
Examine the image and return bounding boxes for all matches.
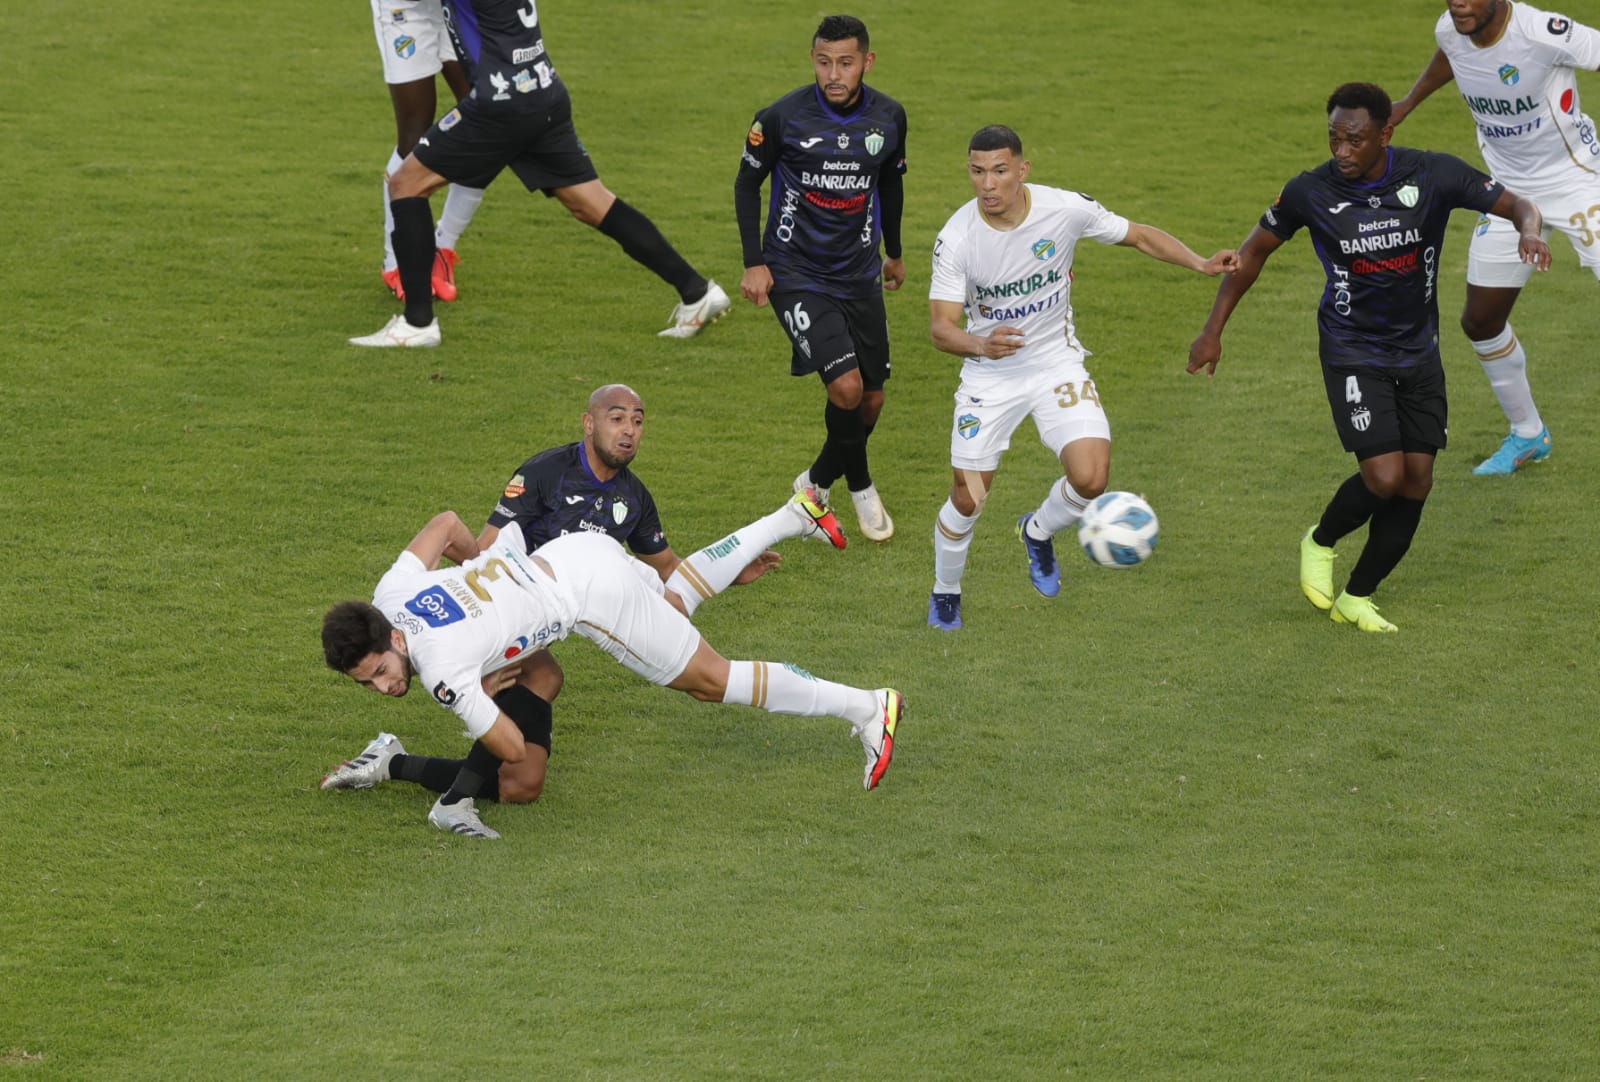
[1330,591,1397,633]
[1299,526,1336,611]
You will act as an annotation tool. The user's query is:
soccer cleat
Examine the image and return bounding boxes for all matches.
[349,314,441,348]
[1472,426,1551,475]
[381,266,404,300]
[431,247,460,302]
[427,796,500,839]
[860,688,903,790]
[319,732,405,791]
[1330,591,1397,633]
[658,280,731,338]
[850,484,894,542]
[1299,526,1337,611]
[927,591,962,631]
[1016,513,1060,598]
[794,468,830,510]
[789,489,847,549]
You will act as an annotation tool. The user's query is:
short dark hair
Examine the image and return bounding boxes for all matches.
[814,14,869,51]
[969,124,1023,156]
[1326,82,1393,126]
[322,600,394,673]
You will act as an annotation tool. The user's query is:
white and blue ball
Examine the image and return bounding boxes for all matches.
[1078,491,1158,568]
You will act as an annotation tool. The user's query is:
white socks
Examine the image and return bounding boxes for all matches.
[723,661,878,729]
[381,146,486,269]
[1032,478,1091,536]
[1472,324,1543,438]
[666,503,804,617]
[381,149,405,272]
[932,499,979,595]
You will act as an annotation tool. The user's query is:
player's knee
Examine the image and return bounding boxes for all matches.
[1067,467,1109,500]
[826,373,864,409]
[499,773,545,804]
[1459,308,1507,342]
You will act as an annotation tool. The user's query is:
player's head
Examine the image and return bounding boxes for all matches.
[811,15,874,109]
[1446,0,1506,39]
[966,125,1030,220]
[1325,83,1393,182]
[582,383,645,475]
[322,600,412,697]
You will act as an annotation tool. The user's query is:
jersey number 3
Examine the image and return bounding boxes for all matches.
[516,0,539,28]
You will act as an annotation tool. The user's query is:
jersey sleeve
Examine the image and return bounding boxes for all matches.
[426,660,501,739]
[928,218,969,304]
[1075,194,1132,246]
[1545,13,1600,69]
[1259,175,1311,241]
[735,106,782,267]
[485,456,560,550]
[626,484,669,557]
[1434,152,1505,214]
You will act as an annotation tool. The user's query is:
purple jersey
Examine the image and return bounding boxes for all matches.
[486,442,668,557]
[443,0,564,113]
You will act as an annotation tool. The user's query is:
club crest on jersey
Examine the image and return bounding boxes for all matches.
[1397,184,1419,208]
[611,500,628,526]
[1031,239,1057,261]
[1498,64,1520,86]
[837,133,850,150]
[957,414,981,440]
[1350,407,1372,432]
[1368,195,1382,208]
[440,108,461,131]
[865,129,885,155]
[747,121,764,147]
[393,35,416,59]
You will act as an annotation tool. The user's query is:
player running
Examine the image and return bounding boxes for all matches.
[734,15,908,541]
[925,125,1236,631]
[1189,83,1550,632]
[1391,0,1600,474]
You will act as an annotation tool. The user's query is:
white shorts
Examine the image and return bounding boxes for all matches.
[370,0,457,85]
[949,360,1111,471]
[535,533,701,687]
[1467,180,1600,287]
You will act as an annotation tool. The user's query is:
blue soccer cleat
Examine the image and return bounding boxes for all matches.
[1473,426,1551,476]
[1016,513,1060,597]
[927,591,962,631]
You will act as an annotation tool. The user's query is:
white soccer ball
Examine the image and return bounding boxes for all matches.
[1078,491,1159,568]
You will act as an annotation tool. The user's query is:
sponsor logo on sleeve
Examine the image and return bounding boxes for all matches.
[748,121,765,147]
[1548,16,1572,37]
[431,681,458,706]
[503,473,526,498]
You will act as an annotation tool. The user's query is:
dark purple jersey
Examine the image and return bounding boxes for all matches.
[443,0,565,114]
[486,442,668,556]
[1261,147,1504,369]
[735,84,908,299]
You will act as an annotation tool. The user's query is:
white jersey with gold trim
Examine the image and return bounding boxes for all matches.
[1436,3,1600,192]
[929,184,1129,383]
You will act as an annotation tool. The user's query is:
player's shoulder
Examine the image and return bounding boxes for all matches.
[861,84,907,115]
[1277,164,1331,203]
[763,85,818,119]
[1029,184,1105,212]
[935,198,983,241]
[1396,145,1475,176]
[1506,3,1590,47]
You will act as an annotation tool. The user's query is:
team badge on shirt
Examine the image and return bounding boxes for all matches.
[837,133,850,150]
[1031,239,1057,261]
[1498,64,1520,85]
[1397,184,1419,208]
[612,499,629,525]
[865,129,885,155]
[393,35,416,59]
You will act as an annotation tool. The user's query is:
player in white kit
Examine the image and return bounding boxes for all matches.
[923,125,1236,631]
[368,0,485,301]
[322,511,901,837]
[1392,0,1600,474]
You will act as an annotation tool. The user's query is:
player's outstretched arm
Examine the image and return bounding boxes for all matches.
[1118,223,1237,274]
[1186,225,1284,377]
[1391,49,1455,127]
[1490,190,1553,271]
[406,511,481,569]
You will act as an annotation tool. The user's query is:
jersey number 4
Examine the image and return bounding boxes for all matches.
[1345,375,1363,404]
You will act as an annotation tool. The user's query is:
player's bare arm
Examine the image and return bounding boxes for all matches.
[406,511,482,569]
[1187,225,1287,376]
[929,298,1024,360]
[740,264,775,306]
[1491,190,1553,270]
[1390,49,1456,127]
[1118,222,1239,275]
[479,711,528,763]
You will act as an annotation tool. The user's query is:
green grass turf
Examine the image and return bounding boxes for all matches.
[4,0,1598,1077]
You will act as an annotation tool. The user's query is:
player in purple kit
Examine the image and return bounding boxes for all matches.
[1188,83,1549,632]
[351,0,730,347]
[735,15,908,541]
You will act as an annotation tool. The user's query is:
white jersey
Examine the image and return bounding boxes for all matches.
[1436,3,1600,192]
[929,184,1129,382]
[372,535,576,740]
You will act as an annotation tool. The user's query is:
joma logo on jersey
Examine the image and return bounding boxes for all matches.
[1031,239,1056,261]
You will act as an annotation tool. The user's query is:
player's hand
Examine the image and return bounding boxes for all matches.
[733,550,782,586]
[740,265,774,307]
[881,257,906,292]
[481,664,522,697]
[1201,250,1240,276]
[1187,332,1223,376]
[1519,236,1552,271]
[981,326,1025,359]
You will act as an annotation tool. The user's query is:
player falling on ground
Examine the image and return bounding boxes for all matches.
[734,14,908,541]
[322,513,899,838]
[1390,0,1600,475]
[320,384,846,810]
[1189,82,1550,632]
[366,0,482,302]
[351,0,730,348]
[924,125,1236,631]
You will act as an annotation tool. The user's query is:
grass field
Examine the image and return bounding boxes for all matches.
[4,1,1598,1077]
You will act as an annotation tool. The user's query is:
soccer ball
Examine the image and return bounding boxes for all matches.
[1078,491,1159,568]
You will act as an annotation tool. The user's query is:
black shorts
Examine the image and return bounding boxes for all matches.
[413,93,598,196]
[768,288,891,389]
[1321,357,1447,458]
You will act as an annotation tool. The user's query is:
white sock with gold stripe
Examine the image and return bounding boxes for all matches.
[722,661,877,729]
[666,504,803,616]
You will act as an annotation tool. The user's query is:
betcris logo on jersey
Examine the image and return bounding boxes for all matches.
[406,586,465,628]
